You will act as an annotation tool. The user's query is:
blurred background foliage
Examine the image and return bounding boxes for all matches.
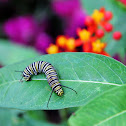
[0,0,126,125]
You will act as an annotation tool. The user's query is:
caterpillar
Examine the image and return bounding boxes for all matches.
[16,61,77,108]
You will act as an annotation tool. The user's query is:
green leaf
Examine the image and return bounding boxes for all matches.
[68,85,126,126]
[0,39,39,66]
[81,0,126,56]
[0,52,126,110]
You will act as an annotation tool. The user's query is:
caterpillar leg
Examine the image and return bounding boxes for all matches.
[15,70,23,82]
[20,76,23,83]
[47,89,54,109]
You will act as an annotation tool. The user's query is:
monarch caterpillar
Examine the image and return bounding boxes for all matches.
[16,61,77,108]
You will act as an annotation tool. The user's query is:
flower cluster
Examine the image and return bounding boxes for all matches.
[3,16,52,53]
[46,7,122,56]
[3,0,85,53]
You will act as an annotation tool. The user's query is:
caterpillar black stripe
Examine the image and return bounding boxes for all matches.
[16,61,77,108]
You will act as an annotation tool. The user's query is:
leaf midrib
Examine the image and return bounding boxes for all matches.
[0,79,122,87]
[33,79,123,86]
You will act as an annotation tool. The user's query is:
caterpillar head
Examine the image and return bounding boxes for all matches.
[54,85,64,96]
[23,76,31,81]
[56,86,63,96]
[57,88,64,96]
[23,73,31,81]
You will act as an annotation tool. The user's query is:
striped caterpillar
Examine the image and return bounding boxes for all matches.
[16,61,77,108]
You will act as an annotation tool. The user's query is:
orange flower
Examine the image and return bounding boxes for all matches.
[66,38,75,51]
[87,24,97,35]
[92,39,106,53]
[56,35,67,48]
[99,7,106,13]
[90,36,97,43]
[46,44,59,54]
[77,29,91,41]
[83,41,92,52]
[91,9,104,24]
[75,39,84,47]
